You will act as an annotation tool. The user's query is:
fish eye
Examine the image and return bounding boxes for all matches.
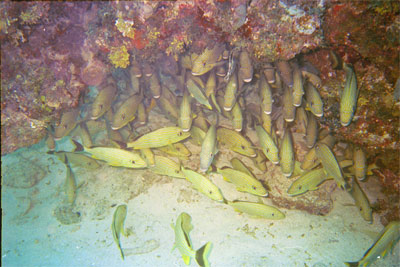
[122,114,125,120]
[209,190,213,194]
[178,131,182,136]
[63,125,68,129]
[241,145,245,150]
[272,213,274,216]
[175,170,180,173]
[99,104,103,110]
[252,186,257,190]
[131,160,135,164]
[298,185,302,190]
[266,148,269,153]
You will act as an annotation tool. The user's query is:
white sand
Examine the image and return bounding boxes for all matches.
[2,135,399,267]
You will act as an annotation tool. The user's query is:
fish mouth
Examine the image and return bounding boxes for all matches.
[283,172,293,177]
[152,95,161,99]
[285,118,295,122]
[272,160,279,165]
[315,113,323,117]
[111,126,121,130]
[182,128,190,132]
[263,110,272,115]
[191,72,201,76]
[234,128,242,132]
[223,106,233,111]
[243,78,252,83]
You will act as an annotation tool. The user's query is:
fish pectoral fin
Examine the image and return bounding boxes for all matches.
[235,186,247,192]
[182,254,191,265]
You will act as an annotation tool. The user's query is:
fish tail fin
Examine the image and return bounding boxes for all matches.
[344,262,359,267]
[71,139,84,152]
[119,243,125,260]
[195,242,212,267]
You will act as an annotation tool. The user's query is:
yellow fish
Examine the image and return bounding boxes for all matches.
[172,212,213,267]
[192,45,225,76]
[217,127,257,157]
[72,140,147,168]
[111,94,142,130]
[127,127,190,149]
[111,204,128,260]
[228,200,285,220]
[149,155,185,178]
[182,167,224,202]
[340,63,358,126]
[345,221,400,267]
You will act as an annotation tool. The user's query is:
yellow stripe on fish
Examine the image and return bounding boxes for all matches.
[305,81,323,118]
[280,129,295,177]
[348,178,372,222]
[315,143,349,190]
[340,63,358,127]
[182,167,224,202]
[178,90,193,132]
[345,221,400,267]
[127,127,190,149]
[255,125,279,164]
[228,200,285,220]
[217,127,257,157]
[172,212,213,267]
[112,204,127,260]
[149,155,185,179]
[72,140,147,168]
[111,94,142,130]
[217,167,268,197]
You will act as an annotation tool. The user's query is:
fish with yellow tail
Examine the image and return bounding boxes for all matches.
[340,63,358,126]
[181,167,224,202]
[63,156,77,204]
[47,150,100,170]
[149,155,185,178]
[127,127,190,149]
[348,177,372,222]
[315,143,349,190]
[345,221,400,267]
[305,81,323,118]
[172,212,213,267]
[227,200,285,220]
[217,127,257,157]
[199,122,218,172]
[186,78,213,110]
[191,45,225,76]
[217,167,268,197]
[111,93,142,130]
[255,125,279,164]
[111,204,128,260]
[72,140,147,168]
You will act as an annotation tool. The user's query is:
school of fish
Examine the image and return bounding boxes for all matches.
[46,45,398,266]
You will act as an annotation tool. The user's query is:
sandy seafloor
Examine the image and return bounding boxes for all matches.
[2,111,400,267]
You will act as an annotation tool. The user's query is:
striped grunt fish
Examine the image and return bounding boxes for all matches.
[127,127,190,149]
[340,63,358,126]
[255,125,279,164]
